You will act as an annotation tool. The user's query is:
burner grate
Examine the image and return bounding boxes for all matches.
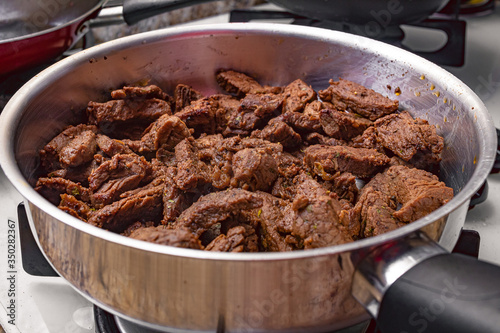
[229,9,466,66]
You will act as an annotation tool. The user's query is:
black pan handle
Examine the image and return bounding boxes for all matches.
[351,231,500,333]
[377,253,500,333]
[122,0,221,25]
[492,127,500,174]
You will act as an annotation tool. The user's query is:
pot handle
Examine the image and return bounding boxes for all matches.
[122,0,221,25]
[352,232,500,333]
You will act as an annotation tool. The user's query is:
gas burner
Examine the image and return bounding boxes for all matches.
[229,9,466,67]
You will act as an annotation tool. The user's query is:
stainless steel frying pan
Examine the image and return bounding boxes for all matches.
[0,23,499,333]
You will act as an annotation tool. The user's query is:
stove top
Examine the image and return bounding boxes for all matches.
[1,2,500,333]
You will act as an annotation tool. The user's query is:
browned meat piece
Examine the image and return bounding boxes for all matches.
[89,154,152,208]
[350,126,381,151]
[225,93,284,136]
[129,226,203,249]
[282,100,324,134]
[349,188,403,238]
[349,165,453,238]
[304,145,390,179]
[278,173,352,249]
[35,177,91,205]
[320,108,373,140]
[375,111,444,172]
[175,97,218,135]
[174,189,263,239]
[174,138,211,191]
[123,115,192,156]
[193,134,224,155]
[121,221,155,236]
[216,70,282,97]
[58,194,93,221]
[205,225,259,252]
[39,124,98,171]
[318,172,359,204]
[96,134,133,156]
[387,165,453,222]
[87,98,171,139]
[88,184,164,233]
[303,132,346,146]
[235,137,284,154]
[275,151,303,178]
[282,79,317,113]
[45,160,99,187]
[158,165,195,223]
[213,94,241,133]
[110,85,170,101]
[318,78,399,121]
[173,84,203,112]
[192,135,234,190]
[230,148,279,191]
[240,192,294,252]
[251,116,302,150]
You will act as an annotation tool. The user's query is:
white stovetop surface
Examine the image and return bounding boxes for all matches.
[1,3,500,333]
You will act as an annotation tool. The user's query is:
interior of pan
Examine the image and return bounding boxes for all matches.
[0,23,496,259]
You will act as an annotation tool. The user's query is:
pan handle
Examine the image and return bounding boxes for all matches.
[122,0,221,25]
[352,231,500,333]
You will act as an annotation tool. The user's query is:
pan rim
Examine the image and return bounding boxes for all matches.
[0,22,496,262]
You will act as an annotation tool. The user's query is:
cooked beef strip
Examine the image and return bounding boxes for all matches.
[174,188,263,238]
[110,85,170,101]
[39,124,98,172]
[87,98,171,139]
[96,134,133,156]
[45,160,99,187]
[251,116,302,150]
[275,151,303,178]
[349,126,382,151]
[175,97,218,135]
[173,138,211,191]
[122,114,192,156]
[213,94,241,133]
[320,108,373,140]
[318,78,399,121]
[282,110,323,134]
[304,144,390,179]
[349,165,453,238]
[278,173,352,249]
[129,226,203,249]
[230,148,279,192]
[318,172,359,204]
[88,184,164,233]
[35,177,91,205]
[216,70,282,97]
[225,93,284,136]
[88,153,153,208]
[303,132,347,146]
[240,191,294,252]
[205,225,259,252]
[282,79,317,113]
[375,111,444,172]
[173,84,203,113]
[58,194,93,221]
